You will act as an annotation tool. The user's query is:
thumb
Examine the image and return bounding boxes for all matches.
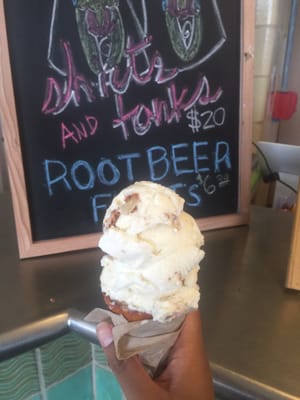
[97,322,167,400]
[97,321,127,376]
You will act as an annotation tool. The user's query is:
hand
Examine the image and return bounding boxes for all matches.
[97,311,214,400]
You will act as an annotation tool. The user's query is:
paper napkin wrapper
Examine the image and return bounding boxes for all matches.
[85,308,185,376]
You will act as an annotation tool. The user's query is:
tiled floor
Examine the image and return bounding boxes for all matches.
[0,333,124,400]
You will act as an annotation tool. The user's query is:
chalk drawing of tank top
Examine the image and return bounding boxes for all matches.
[162,0,202,62]
[165,0,227,72]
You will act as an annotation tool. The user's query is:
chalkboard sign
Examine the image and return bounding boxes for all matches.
[0,0,254,258]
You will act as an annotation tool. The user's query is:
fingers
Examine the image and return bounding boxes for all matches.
[97,322,137,377]
[97,322,168,400]
[172,311,215,399]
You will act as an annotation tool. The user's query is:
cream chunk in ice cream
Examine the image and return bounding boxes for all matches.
[98,181,205,322]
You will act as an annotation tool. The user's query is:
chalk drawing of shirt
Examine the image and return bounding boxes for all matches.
[47,0,149,77]
[73,0,125,74]
[47,0,226,78]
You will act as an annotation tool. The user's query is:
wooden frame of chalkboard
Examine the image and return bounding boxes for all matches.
[0,0,254,259]
[286,182,300,290]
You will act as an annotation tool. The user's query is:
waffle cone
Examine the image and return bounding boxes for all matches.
[103,293,153,322]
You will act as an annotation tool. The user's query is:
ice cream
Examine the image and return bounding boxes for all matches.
[98,181,205,322]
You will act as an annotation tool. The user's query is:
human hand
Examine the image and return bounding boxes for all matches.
[96,311,214,400]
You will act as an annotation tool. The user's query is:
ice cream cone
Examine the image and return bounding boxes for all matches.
[98,181,204,323]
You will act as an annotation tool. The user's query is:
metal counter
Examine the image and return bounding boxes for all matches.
[1,191,300,399]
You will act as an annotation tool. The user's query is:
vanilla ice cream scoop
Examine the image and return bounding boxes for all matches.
[98,181,205,322]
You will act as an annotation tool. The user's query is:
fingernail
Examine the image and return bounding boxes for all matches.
[97,322,113,348]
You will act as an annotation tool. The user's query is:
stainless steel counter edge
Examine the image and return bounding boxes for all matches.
[212,364,299,400]
[0,309,99,362]
[0,312,69,362]
[0,310,296,400]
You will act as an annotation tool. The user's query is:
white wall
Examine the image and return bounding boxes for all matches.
[278,2,300,145]
[253,0,291,143]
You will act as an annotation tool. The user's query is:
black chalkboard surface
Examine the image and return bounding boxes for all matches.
[0,0,254,258]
